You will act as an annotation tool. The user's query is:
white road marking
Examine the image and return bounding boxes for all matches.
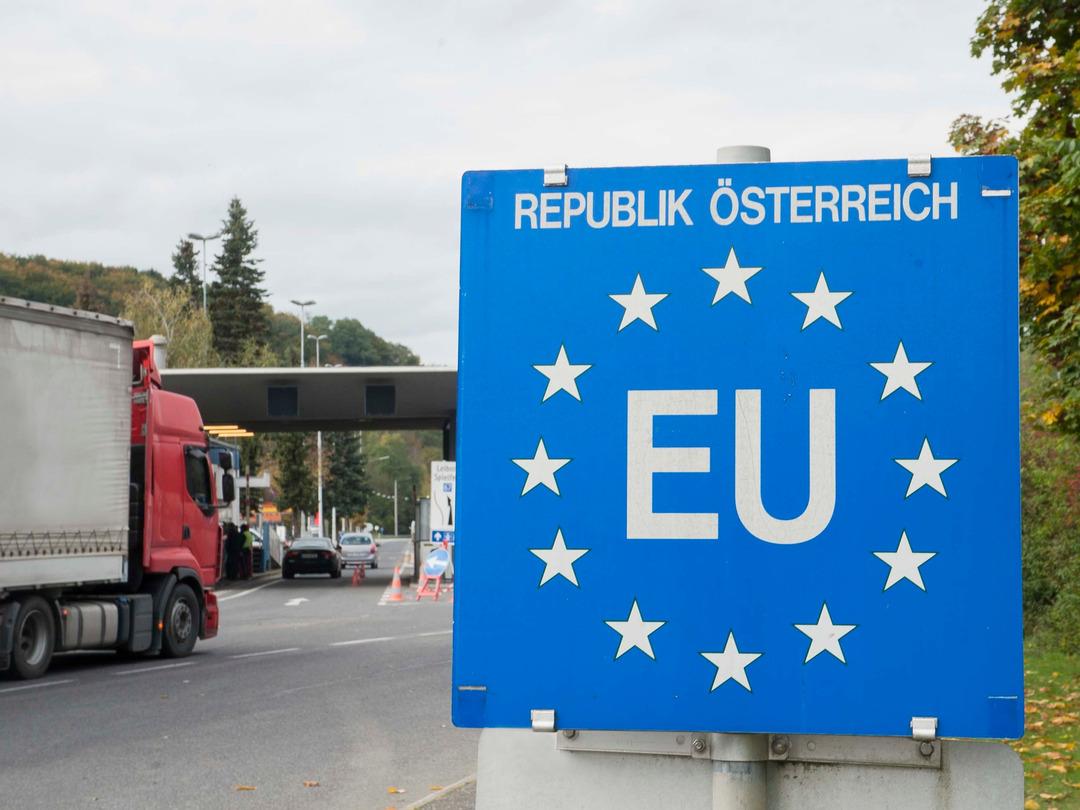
[217,579,281,602]
[115,661,195,676]
[403,774,476,810]
[0,678,76,694]
[230,647,301,660]
[284,597,309,607]
[330,629,452,647]
[330,635,393,647]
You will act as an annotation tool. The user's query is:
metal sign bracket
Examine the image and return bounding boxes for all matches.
[543,164,569,186]
[769,732,941,770]
[555,730,942,770]
[531,709,556,732]
[907,154,932,177]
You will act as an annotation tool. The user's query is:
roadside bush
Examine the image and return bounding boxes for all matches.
[1021,355,1080,652]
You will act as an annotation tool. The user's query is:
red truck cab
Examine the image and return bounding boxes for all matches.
[130,340,228,649]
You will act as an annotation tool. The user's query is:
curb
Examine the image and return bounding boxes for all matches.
[403,774,476,809]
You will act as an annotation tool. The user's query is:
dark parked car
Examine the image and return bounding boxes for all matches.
[283,536,342,579]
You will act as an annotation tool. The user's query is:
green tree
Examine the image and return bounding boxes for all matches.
[121,277,218,367]
[73,267,103,312]
[267,310,302,366]
[208,198,268,363]
[363,431,442,534]
[1,252,163,315]
[170,238,201,307]
[325,432,368,529]
[273,432,316,537]
[330,317,419,366]
[950,0,1080,434]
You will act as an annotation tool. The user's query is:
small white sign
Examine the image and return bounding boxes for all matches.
[430,460,456,535]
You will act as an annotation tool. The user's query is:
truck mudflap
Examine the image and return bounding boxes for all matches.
[0,600,17,671]
[201,590,219,640]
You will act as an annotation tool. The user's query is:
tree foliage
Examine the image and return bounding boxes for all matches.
[74,268,103,312]
[950,0,1080,434]
[273,432,316,537]
[121,278,218,368]
[265,311,420,368]
[209,197,268,364]
[268,310,303,367]
[325,432,368,525]
[0,253,163,315]
[363,430,442,533]
[170,238,201,307]
[1019,352,1080,652]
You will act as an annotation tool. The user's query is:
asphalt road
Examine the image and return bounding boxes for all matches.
[0,540,478,809]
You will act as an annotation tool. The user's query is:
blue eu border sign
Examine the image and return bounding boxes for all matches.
[452,157,1022,739]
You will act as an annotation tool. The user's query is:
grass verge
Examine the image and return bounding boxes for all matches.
[1017,645,1080,809]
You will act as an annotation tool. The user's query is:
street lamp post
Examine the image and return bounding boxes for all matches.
[290,299,316,367]
[187,231,223,313]
[371,455,399,537]
[309,333,328,536]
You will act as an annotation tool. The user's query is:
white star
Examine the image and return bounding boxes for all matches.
[533,345,592,402]
[609,274,668,331]
[605,600,666,659]
[870,342,933,400]
[511,438,571,496]
[873,531,936,591]
[529,529,589,586]
[700,632,762,691]
[894,438,958,497]
[791,272,853,329]
[702,248,763,304]
[795,603,856,663]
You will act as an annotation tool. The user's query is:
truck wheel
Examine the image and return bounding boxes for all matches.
[12,597,55,680]
[162,584,199,658]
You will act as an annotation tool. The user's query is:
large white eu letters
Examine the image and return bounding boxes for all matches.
[733,388,835,544]
[626,389,836,544]
[627,390,718,539]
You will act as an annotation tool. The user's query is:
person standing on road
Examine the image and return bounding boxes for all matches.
[239,523,254,579]
[224,523,242,579]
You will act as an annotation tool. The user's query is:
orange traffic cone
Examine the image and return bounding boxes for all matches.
[386,566,404,602]
[351,563,365,586]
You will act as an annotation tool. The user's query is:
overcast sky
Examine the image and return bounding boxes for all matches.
[0,1,1011,365]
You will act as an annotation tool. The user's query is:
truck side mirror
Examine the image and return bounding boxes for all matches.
[221,472,236,504]
[218,454,233,472]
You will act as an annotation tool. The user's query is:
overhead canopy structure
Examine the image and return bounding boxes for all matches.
[161,366,457,438]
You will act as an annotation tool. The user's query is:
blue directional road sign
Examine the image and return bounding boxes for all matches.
[452,157,1021,739]
[424,546,451,577]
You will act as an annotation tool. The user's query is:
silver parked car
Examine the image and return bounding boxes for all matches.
[338,532,378,569]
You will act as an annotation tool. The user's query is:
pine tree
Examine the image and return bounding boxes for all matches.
[325,432,367,525]
[273,433,316,537]
[208,198,268,363]
[170,239,202,307]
